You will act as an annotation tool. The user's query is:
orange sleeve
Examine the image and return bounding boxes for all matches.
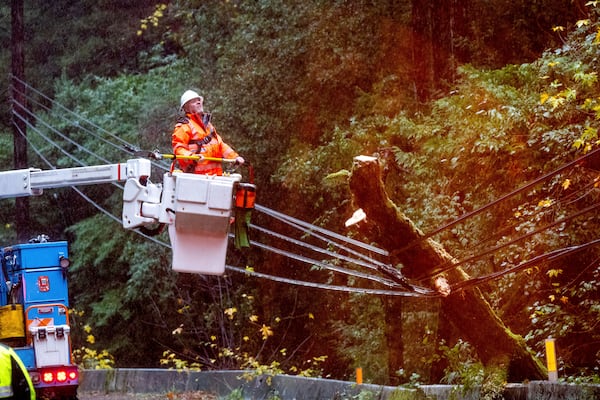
[172,123,192,156]
[211,127,238,160]
[172,123,194,170]
[220,141,239,160]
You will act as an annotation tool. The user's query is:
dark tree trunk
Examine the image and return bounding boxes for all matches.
[411,0,464,103]
[382,296,403,385]
[411,0,435,103]
[348,156,546,382]
[11,0,29,242]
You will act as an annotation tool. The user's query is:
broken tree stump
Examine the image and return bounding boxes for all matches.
[348,155,546,381]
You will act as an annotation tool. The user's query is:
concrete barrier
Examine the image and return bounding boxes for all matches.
[78,369,600,399]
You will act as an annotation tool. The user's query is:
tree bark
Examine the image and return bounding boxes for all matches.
[348,156,546,381]
[12,0,30,242]
[411,0,462,103]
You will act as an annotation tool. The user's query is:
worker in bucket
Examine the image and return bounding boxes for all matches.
[172,90,244,175]
[0,343,35,400]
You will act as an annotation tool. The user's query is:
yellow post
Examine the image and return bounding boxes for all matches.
[545,338,558,382]
[356,367,363,385]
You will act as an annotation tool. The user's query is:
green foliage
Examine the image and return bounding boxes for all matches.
[328,294,389,383]
[2,0,600,386]
[70,310,115,369]
[440,340,507,400]
[224,388,244,400]
[273,1,600,383]
[67,214,176,364]
[159,288,326,378]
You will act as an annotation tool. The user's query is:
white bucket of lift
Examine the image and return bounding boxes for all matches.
[168,173,240,274]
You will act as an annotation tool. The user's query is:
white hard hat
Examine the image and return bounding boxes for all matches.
[180,90,203,111]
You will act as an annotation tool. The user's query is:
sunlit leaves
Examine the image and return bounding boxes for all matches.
[224,307,238,320]
[547,268,563,278]
[537,199,554,208]
[259,324,274,340]
[137,3,168,36]
[573,70,597,87]
[576,19,591,28]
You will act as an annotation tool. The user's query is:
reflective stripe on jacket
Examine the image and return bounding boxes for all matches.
[172,113,238,176]
[0,347,14,398]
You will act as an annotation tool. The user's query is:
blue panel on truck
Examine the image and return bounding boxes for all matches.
[12,241,68,269]
[23,269,69,307]
[14,347,35,369]
[10,242,70,325]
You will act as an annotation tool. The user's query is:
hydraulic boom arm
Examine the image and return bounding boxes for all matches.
[0,158,245,275]
[0,159,152,199]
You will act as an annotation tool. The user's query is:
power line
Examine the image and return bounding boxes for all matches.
[247,238,402,288]
[9,80,600,298]
[450,238,600,292]
[10,81,422,293]
[418,200,600,283]
[12,95,423,296]
[256,204,389,257]
[250,222,385,272]
[226,265,435,297]
[11,75,135,150]
[394,146,600,258]
[11,76,169,170]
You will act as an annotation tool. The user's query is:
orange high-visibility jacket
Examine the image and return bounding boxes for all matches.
[172,113,239,175]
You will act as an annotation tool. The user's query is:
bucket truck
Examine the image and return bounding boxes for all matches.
[0,158,256,399]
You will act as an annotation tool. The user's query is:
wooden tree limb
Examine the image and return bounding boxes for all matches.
[348,155,546,381]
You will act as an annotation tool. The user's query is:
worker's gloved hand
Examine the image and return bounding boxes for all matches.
[234,156,245,165]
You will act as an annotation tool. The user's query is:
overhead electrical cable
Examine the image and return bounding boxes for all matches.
[460,178,600,256]
[11,84,127,159]
[249,222,423,291]
[418,200,600,282]
[12,110,92,167]
[11,77,168,170]
[255,204,390,270]
[13,98,420,296]
[450,238,600,292]
[11,75,134,149]
[247,238,403,288]
[395,145,600,256]
[10,79,600,297]
[255,204,389,256]
[249,223,383,272]
[226,265,435,297]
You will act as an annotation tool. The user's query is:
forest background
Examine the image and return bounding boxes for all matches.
[1,0,600,388]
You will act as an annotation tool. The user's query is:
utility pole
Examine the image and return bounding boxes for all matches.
[12,0,30,241]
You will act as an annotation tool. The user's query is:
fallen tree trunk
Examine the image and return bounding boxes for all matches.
[348,155,546,381]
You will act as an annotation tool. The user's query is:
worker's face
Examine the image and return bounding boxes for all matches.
[184,97,204,114]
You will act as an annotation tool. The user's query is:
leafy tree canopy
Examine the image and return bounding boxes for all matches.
[1,0,599,383]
